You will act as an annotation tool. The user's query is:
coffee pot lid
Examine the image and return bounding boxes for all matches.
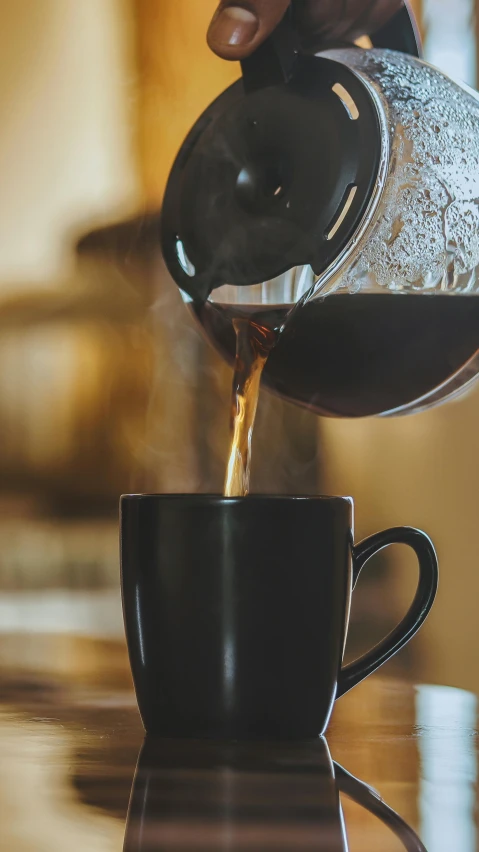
[161,6,420,302]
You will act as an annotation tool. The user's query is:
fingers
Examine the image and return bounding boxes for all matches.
[207,0,407,60]
[207,0,290,60]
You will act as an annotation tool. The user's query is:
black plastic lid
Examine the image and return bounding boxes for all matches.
[161,7,419,302]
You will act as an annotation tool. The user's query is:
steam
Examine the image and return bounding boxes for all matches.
[137,259,325,496]
[140,292,209,493]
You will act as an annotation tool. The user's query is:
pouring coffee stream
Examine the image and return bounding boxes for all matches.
[161,4,479,493]
[224,316,276,497]
[224,280,325,496]
[224,266,331,496]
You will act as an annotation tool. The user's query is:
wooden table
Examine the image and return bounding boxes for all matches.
[0,634,476,851]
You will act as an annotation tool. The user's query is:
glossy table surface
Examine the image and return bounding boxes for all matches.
[0,633,477,852]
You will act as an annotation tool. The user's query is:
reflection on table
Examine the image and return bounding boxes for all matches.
[0,634,477,851]
[124,737,426,851]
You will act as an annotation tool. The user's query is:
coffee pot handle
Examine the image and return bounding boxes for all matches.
[241,1,421,92]
[240,6,300,93]
[370,2,422,58]
[337,527,438,698]
[334,762,427,851]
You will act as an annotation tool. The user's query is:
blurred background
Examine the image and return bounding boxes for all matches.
[1,2,479,850]
[0,0,478,723]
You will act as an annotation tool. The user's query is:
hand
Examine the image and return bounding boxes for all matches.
[207,0,405,59]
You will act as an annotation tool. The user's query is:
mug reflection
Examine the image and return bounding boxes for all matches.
[123,737,427,851]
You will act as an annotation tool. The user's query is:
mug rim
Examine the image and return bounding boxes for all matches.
[120,493,353,505]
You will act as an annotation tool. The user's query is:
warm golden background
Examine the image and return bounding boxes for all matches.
[0,2,478,851]
[0,0,478,732]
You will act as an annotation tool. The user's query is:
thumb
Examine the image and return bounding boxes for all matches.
[207,0,291,60]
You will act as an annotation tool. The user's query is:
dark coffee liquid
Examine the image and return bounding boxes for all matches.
[200,294,479,418]
[224,318,277,497]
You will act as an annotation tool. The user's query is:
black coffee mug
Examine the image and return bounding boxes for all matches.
[123,737,427,851]
[121,495,438,739]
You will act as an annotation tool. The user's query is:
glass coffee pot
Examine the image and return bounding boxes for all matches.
[161,4,479,418]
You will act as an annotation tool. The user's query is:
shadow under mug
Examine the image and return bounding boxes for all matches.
[123,737,427,852]
[121,495,438,739]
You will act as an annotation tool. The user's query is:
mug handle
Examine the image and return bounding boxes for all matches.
[337,527,438,699]
[334,762,427,852]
